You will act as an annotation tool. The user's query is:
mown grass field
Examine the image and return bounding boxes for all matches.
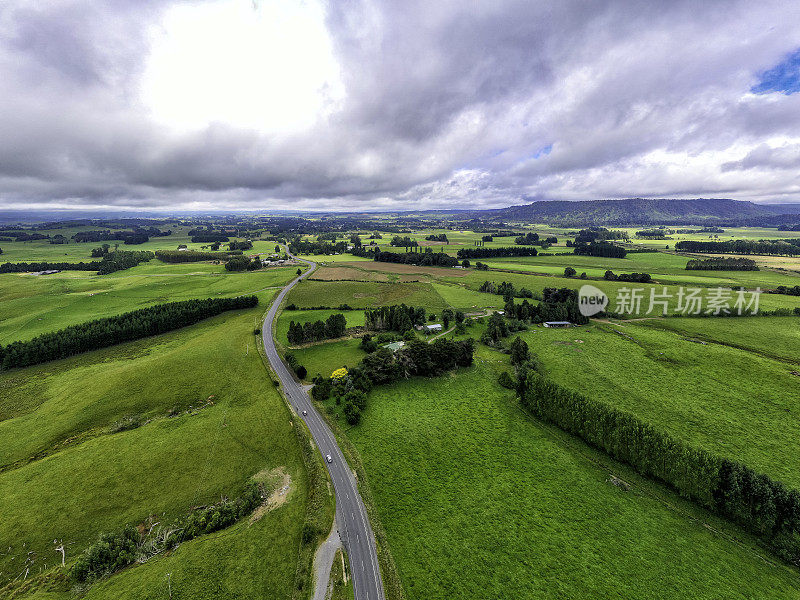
[343,348,800,599]
[0,263,298,344]
[285,280,449,310]
[0,298,321,598]
[517,320,800,489]
[637,315,800,363]
[292,338,367,380]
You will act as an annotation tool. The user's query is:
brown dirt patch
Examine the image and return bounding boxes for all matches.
[250,467,292,523]
[336,261,468,277]
[312,266,390,282]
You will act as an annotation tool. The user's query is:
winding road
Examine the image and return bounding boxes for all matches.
[261,255,385,600]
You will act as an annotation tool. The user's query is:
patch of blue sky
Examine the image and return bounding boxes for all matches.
[751,47,800,95]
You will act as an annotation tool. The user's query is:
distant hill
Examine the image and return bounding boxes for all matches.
[479,198,799,226]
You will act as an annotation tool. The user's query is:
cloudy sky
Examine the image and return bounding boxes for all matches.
[2,0,800,212]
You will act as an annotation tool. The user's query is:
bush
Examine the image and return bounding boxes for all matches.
[498,371,515,389]
[71,527,139,583]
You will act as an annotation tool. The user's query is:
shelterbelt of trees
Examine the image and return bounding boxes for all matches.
[0,250,154,275]
[456,247,539,259]
[287,313,347,344]
[573,242,627,258]
[368,248,460,267]
[0,296,258,370]
[685,257,759,271]
[364,304,428,331]
[155,249,240,263]
[676,239,800,256]
[519,371,800,566]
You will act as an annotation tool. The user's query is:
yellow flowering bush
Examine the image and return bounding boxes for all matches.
[330,367,348,381]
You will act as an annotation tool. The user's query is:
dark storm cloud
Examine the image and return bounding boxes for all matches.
[1,0,800,211]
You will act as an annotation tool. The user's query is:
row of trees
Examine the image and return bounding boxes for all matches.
[685,258,759,271]
[0,296,258,370]
[287,313,347,344]
[603,270,652,282]
[478,280,536,298]
[519,371,800,565]
[573,242,627,258]
[676,239,800,256]
[289,237,348,255]
[770,285,800,296]
[191,233,230,243]
[371,249,459,267]
[364,304,427,332]
[224,256,261,271]
[0,250,153,275]
[501,287,589,325]
[1,260,100,273]
[425,233,449,242]
[155,250,235,263]
[456,247,538,259]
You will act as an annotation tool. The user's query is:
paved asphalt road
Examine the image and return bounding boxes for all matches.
[261,255,385,600]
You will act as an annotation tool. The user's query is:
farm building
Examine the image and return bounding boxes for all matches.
[384,341,405,352]
[425,324,443,333]
[543,321,572,328]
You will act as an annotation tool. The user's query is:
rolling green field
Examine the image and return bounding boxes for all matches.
[5,221,800,599]
[285,280,449,311]
[517,320,800,489]
[292,338,367,380]
[344,348,800,599]
[0,263,298,344]
[0,297,324,598]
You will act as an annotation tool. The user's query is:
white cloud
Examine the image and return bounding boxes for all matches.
[2,0,800,211]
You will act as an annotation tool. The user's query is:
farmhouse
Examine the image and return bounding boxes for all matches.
[543,321,572,328]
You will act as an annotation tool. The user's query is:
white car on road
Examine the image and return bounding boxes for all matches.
[326,454,333,463]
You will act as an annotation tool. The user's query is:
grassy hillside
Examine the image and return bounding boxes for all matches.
[344,349,800,599]
[0,265,297,344]
[0,299,322,598]
[518,320,800,489]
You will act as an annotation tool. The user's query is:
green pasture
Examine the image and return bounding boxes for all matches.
[0,265,297,344]
[518,320,800,488]
[0,301,314,597]
[344,348,800,599]
[285,280,449,311]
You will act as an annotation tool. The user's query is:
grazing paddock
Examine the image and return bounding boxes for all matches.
[0,299,318,597]
[345,349,800,600]
[311,266,391,282]
[519,320,800,488]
